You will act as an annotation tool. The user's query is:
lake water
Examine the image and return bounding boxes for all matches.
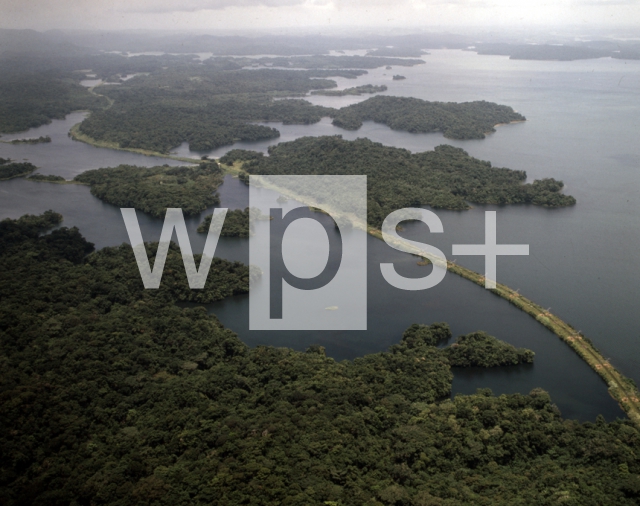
[1,49,639,422]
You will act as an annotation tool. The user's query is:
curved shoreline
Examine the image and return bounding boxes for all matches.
[63,122,640,425]
[446,257,640,425]
[366,227,640,426]
[69,124,199,164]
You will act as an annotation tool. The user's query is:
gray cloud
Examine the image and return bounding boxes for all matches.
[0,0,638,31]
[122,0,308,13]
[120,0,491,14]
[572,0,639,4]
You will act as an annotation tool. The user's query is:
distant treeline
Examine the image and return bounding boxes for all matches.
[9,135,51,144]
[0,77,108,133]
[221,136,576,227]
[74,162,223,217]
[247,54,425,69]
[310,84,387,96]
[471,42,640,61]
[367,47,429,57]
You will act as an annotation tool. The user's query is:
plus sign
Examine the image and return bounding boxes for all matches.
[452,211,529,289]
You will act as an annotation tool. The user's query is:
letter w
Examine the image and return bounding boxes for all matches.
[121,208,227,289]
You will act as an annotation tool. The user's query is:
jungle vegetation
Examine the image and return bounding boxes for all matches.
[73,58,522,153]
[8,135,51,144]
[1,213,640,505]
[220,136,576,228]
[0,161,37,180]
[443,331,535,367]
[27,174,66,182]
[0,76,108,133]
[331,96,525,139]
[73,162,223,217]
[77,69,339,153]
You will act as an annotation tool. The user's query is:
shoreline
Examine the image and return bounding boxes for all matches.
[247,174,640,425]
[445,258,640,425]
[367,225,640,425]
[61,123,640,426]
[69,124,200,164]
[26,178,88,185]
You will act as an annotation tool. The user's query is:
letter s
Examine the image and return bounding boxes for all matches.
[380,208,447,291]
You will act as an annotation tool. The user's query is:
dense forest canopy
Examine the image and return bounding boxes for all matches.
[331,96,525,139]
[8,135,51,144]
[443,331,535,367]
[77,68,339,153]
[1,213,640,505]
[220,136,576,228]
[0,76,108,133]
[0,46,523,152]
[74,162,223,217]
[76,66,527,153]
[0,161,37,180]
[27,174,66,182]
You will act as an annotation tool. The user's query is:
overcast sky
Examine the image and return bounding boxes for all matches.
[0,0,638,32]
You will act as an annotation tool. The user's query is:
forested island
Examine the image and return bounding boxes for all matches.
[472,43,611,61]
[6,135,51,144]
[0,45,523,154]
[27,174,67,183]
[0,161,37,180]
[221,136,575,227]
[1,213,640,505]
[247,54,425,69]
[310,84,387,96]
[73,162,223,217]
[393,74,407,80]
[331,96,525,139]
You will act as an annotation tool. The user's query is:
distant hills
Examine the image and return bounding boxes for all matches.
[1,27,639,65]
[472,42,640,61]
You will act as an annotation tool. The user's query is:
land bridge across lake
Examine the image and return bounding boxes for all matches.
[445,259,640,427]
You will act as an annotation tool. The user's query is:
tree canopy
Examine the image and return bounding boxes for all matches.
[1,213,639,505]
[0,161,37,180]
[331,96,525,139]
[74,162,223,217]
[221,136,576,228]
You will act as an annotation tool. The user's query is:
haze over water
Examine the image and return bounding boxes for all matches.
[1,49,638,422]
